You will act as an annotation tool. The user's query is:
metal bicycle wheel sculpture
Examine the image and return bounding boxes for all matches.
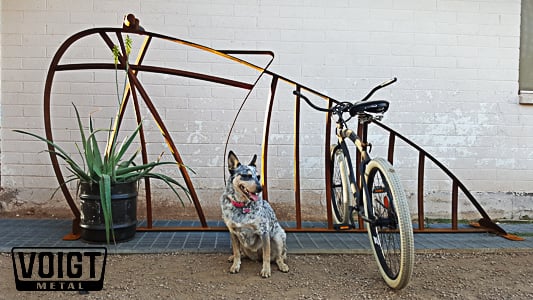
[44,15,516,240]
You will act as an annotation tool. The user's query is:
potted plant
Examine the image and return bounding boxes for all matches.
[14,36,191,243]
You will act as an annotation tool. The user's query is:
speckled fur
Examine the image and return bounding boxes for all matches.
[220,151,289,278]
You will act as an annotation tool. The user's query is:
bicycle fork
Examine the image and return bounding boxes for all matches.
[333,148,376,230]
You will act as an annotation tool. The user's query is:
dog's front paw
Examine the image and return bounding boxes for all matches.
[276,257,289,273]
[229,262,240,274]
[260,269,271,278]
[260,266,271,278]
[278,262,289,273]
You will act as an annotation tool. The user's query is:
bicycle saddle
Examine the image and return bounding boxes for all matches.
[349,100,389,116]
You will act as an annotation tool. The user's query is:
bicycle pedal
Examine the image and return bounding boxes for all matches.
[333,224,353,231]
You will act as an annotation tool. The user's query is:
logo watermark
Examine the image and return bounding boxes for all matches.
[11,247,107,291]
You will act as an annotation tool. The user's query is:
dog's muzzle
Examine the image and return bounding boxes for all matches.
[239,183,261,202]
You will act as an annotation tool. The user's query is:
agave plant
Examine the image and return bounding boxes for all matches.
[14,36,192,243]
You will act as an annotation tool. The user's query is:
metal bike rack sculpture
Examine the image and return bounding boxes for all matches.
[43,15,518,240]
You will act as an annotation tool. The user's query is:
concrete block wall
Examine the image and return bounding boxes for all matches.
[1,0,531,220]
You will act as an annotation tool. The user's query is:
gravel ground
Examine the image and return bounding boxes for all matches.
[1,251,533,299]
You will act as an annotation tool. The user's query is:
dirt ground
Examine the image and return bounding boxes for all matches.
[2,204,533,299]
[1,251,532,299]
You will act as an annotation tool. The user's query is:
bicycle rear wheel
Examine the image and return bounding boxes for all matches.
[363,158,414,289]
[330,145,352,224]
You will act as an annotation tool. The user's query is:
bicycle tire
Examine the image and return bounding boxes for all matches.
[330,145,352,224]
[363,157,414,289]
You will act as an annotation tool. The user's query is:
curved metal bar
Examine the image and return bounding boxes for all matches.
[260,76,278,201]
[56,63,254,90]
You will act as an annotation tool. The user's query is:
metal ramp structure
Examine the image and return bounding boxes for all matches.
[42,15,520,241]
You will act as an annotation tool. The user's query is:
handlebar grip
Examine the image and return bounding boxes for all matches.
[360,77,397,101]
[293,90,332,113]
[379,77,397,88]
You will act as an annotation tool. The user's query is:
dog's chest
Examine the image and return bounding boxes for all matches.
[224,205,263,224]
[222,200,271,231]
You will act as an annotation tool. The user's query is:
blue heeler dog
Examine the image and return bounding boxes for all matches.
[221,151,289,278]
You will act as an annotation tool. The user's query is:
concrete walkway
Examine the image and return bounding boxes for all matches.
[1,219,532,254]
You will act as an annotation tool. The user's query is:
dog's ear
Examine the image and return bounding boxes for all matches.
[228,151,241,174]
[249,154,257,167]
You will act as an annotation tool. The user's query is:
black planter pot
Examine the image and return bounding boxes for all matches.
[79,181,138,243]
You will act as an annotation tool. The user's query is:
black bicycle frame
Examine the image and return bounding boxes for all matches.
[335,120,375,224]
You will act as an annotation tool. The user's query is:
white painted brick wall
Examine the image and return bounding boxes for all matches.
[1,0,531,220]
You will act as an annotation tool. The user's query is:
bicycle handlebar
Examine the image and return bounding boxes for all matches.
[292,90,335,112]
[293,77,396,114]
[361,77,397,101]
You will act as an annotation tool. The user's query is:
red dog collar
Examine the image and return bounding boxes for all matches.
[231,200,246,208]
[231,199,253,213]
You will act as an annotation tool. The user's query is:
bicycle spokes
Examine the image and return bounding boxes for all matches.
[371,182,398,229]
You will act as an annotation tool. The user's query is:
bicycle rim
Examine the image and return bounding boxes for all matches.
[330,145,351,224]
[364,158,414,289]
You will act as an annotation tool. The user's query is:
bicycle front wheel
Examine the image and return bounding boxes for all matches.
[330,145,352,224]
[363,158,414,290]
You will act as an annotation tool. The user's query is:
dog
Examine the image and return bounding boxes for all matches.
[220,151,289,278]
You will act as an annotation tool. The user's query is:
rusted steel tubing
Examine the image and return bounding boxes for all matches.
[324,98,334,229]
[127,70,154,228]
[371,120,508,235]
[418,152,426,230]
[130,85,154,228]
[222,50,275,184]
[55,63,254,90]
[124,65,208,227]
[260,76,278,201]
[129,36,154,228]
[102,32,158,228]
[93,30,207,227]
[373,121,488,218]
[133,65,254,90]
[452,181,459,230]
[219,49,275,57]
[135,226,493,234]
[43,22,511,238]
[114,32,155,228]
[43,30,93,236]
[44,26,277,235]
[137,226,228,232]
[294,86,302,229]
[46,26,275,86]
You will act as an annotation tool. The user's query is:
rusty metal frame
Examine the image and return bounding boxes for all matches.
[43,16,517,239]
[368,121,519,238]
[44,21,276,237]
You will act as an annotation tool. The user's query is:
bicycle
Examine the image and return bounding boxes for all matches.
[293,78,414,289]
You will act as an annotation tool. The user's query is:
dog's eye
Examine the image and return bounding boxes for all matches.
[257,175,261,181]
